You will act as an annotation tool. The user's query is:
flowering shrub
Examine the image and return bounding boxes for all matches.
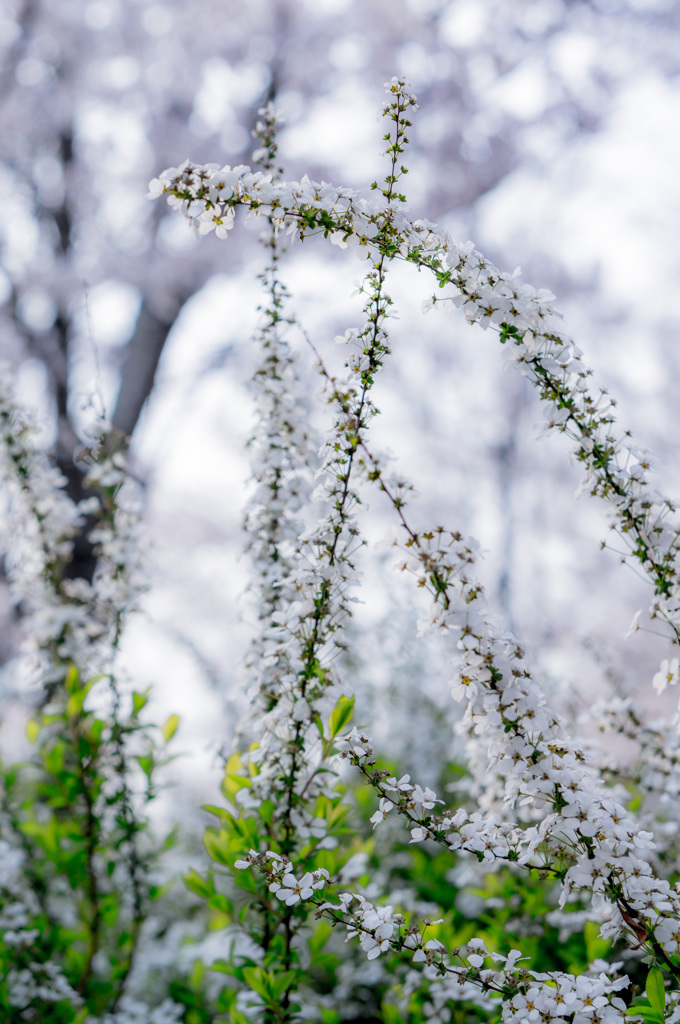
[2,79,680,1023]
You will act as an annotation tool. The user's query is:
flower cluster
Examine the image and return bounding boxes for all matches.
[7,960,83,1012]
[149,76,680,1022]
[344,727,524,859]
[0,385,145,692]
[503,967,629,1024]
[0,378,82,682]
[150,110,680,653]
[325,892,405,961]
[241,240,317,719]
[234,848,329,906]
[591,694,680,879]
[230,117,363,851]
[228,88,414,866]
[315,891,632,1024]
[96,997,185,1024]
[0,382,184,1018]
[327,432,680,962]
[0,831,93,1015]
[596,696,680,806]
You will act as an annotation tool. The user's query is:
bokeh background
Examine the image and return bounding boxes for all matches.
[2,0,680,809]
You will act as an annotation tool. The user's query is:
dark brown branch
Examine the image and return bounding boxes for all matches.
[111,299,179,438]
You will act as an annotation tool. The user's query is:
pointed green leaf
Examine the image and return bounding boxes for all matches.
[203,828,232,866]
[646,968,666,1016]
[132,690,149,715]
[162,714,180,743]
[259,799,275,823]
[228,1010,250,1024]
[183,868,214,899]
[208,893,233,916]
[328,695,354,739]
[65,665,79,691]
[625,1005,664,1023]
[242,966,269,999]
[271,970,297,1001]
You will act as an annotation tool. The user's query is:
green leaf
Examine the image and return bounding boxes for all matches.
[162,714,180,743]
[211,958,237,976]
[625,1002,664,1023]
[26,718,40,744]
[241,966,297,1006]
[100,892,119,926]
[380,1004,402,1024]
[311,710,324,740]
[132,690,150,715]
[228,1011,250,1024]
[241,966,269,1000]
[44,742,65,775]
[259,799,275,823]
[221,753,252,801]
[646,968,666,1016]
[183,868,214,899]
[308,919,333,958]
[328,695,354,739]
[65,664,79,691]
[625,1010,663,1023]
[208,893,233,916]
[190,795,215,813]
[271,970,297,1001]
[203,828,232,866]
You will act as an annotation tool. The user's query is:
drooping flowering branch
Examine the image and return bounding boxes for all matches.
[148,76,680,1023]
[288,330,680,986]
[233,848,638,1024]
[229,411,680,1015]
[149,92,680,657]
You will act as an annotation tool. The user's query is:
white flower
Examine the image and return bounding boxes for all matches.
[652,658,679,694]
[655,917,680,953]
[146,176,166,199]
[412,784,440,809]
[370,797,395,827]
[625,610,642,638]
[465,937,494,966]
[271,871,312,905]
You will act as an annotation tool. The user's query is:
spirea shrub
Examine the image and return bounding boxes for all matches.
[2,80,680,1023]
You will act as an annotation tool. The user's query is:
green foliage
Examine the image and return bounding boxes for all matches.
[327,695,355,741]
[625,968,667,1023]
[163,714,181,743]
[0,663,190,1018]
